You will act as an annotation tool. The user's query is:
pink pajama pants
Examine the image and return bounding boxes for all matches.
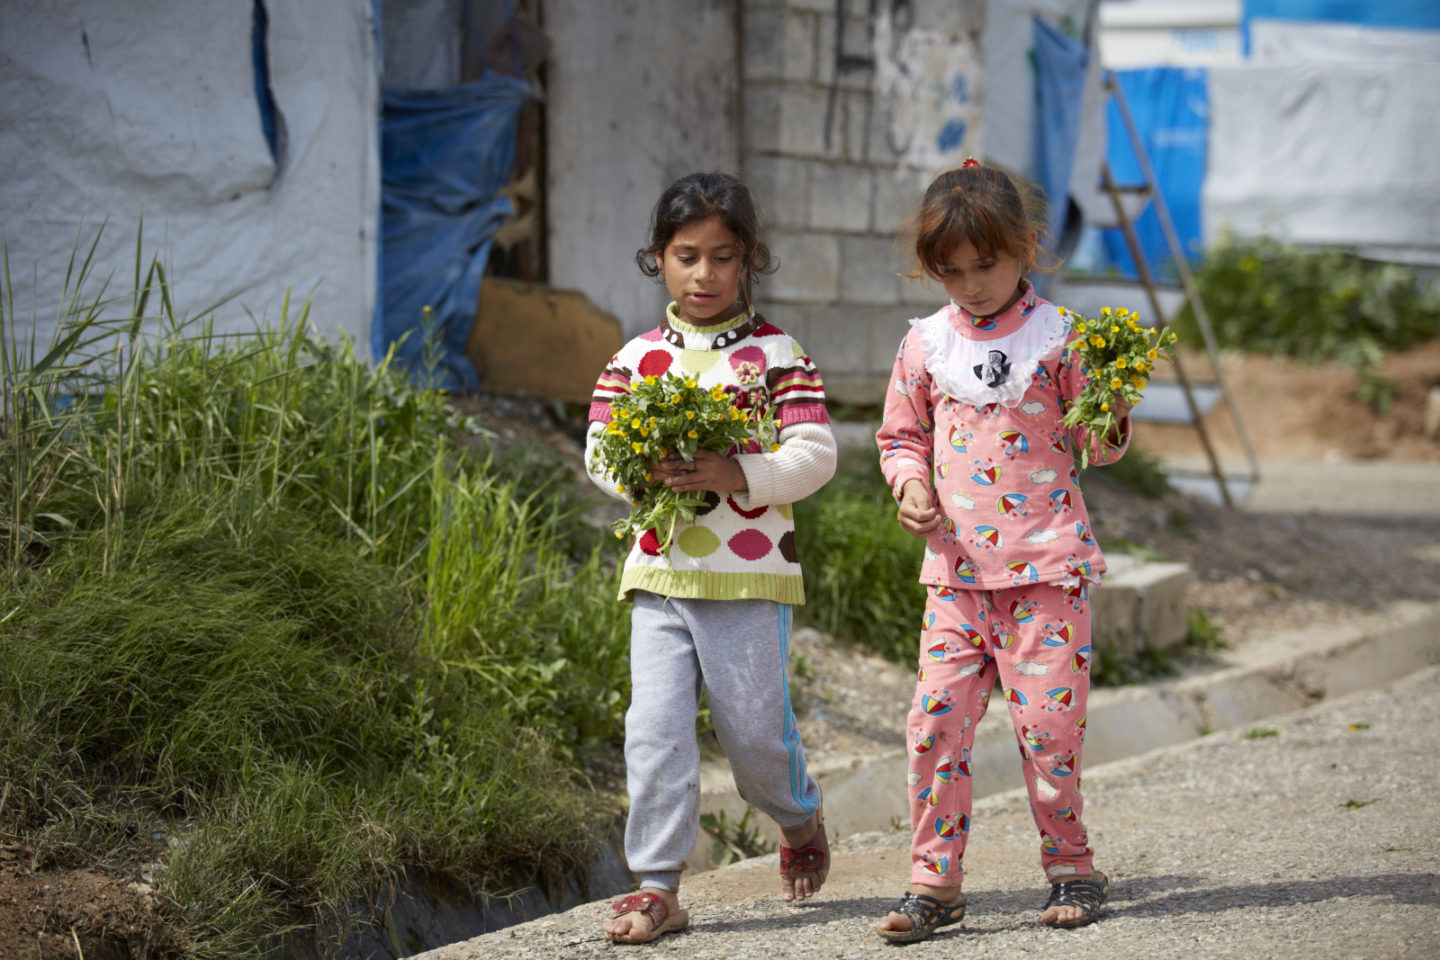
[905,581,1094,886]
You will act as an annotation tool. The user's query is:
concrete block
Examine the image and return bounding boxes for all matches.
[808,163,873,232]
[768,230,840,301]
[746,155,810,229]
[1424,385,1440,440]
[1090,554,1192,660]
[742,81,783,154]
[800,302,884,378]
[466,278,623,404]
[780,84,845,158]
[901,275,944,308]
[743,7,817,83]
[872,165,931,233]
[816,10,877,94]
[839,234,905,305]
[909,0,987,34]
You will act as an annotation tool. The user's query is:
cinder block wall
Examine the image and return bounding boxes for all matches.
[741,0,988,405]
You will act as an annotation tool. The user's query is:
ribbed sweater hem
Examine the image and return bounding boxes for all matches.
[619,567,806,605]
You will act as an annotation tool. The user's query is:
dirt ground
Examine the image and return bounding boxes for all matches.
[4,345,1436,958]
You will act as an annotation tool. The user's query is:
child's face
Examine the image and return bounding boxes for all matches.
[659,215,744,325]
[936,237,1027,319]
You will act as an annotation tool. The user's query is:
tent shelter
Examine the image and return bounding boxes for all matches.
[0,0,382,354]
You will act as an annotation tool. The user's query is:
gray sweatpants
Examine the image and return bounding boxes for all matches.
[624,591,821,891]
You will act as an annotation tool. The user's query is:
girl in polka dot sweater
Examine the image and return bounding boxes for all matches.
[585,173,837,944]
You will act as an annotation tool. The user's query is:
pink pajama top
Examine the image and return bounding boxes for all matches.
[875,283,1131,591]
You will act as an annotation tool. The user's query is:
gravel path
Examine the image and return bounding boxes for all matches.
[415,664,1440,960]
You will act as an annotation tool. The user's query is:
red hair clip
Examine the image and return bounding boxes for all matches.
[961,157,980,168]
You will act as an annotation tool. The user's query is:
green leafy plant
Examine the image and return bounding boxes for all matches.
[1243,727,1281,740]
[1183,607,1228,653]
[699,808,775,867]
[793,470,929,664]
[0,230,634,956]
[589,371,776,552]
[1173,232,1440,412]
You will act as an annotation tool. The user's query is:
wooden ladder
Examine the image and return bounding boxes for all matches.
[1096,69,1259,508]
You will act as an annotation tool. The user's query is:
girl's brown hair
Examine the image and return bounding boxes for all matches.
[636,172,777,311]
[905,162,1053,281]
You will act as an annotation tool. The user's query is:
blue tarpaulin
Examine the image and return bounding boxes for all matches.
[1032,17,1089,270]
[1100,67,1208,281]
[376,71,532,391]
[1243,0,1440,49]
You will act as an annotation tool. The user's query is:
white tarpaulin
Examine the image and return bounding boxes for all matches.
[1205,59,1440,265]
[0,0,379,354]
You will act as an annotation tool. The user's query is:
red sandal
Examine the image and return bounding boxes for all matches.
[606,890,690,944]
[778,805,829,901]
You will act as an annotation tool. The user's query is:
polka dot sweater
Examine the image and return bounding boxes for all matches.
[586,305,836,604]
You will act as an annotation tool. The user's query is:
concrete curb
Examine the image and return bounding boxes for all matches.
[690,598,1440,867]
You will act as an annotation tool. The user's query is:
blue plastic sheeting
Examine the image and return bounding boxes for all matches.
[1244,1,1440,34]
[1100,67,1208,281]
[1032,18,1088,260]
[376,72,532,391]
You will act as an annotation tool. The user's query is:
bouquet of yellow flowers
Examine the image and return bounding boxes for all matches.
[1058,305,1179,468]
[591,372,778,553]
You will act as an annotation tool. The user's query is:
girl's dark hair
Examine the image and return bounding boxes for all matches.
[636,172,776,309]
[906,163,1053,281]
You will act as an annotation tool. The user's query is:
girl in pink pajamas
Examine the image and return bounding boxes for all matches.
[873,160,1131,943]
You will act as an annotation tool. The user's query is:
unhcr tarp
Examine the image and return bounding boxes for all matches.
[0,0,380,353]
[1206,58,1440,265]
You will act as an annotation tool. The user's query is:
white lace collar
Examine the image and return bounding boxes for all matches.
[911,300,1072,407]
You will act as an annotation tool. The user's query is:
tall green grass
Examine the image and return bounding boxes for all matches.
[0,234,630,955]
[794,461,928,664]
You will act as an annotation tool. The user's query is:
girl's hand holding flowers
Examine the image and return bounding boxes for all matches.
[591,372,778,553]
[1058,305,1179,468]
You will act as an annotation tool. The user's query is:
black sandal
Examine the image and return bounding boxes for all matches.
[1042,869,1109,928]
[876,890,967,945]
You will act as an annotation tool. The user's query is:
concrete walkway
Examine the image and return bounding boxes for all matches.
[413,611,1440,960]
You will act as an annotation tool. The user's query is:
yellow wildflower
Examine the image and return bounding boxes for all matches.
[1115,357,1128,369]
[640,427,650,437]
[685,411,695,420]
[631,418,641,429]
[1101,402,1110,412]
[1147,349,1158,360]
[688,430,699,439]
[1101,306,1112,315]
[1057,306,1069,316]
[770,443,781,452]
[1090,335,1106,348]
[1109,377,1123,390]
[644,472,652,483]
[632,442,644,453]
[616,484,625,493]
[1110,324,1119,334]
[615,530,625,539]
[685,378,697,388]
[1133,376,1147,390]
[1075,321,1087,333]
[645,375,657,385]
